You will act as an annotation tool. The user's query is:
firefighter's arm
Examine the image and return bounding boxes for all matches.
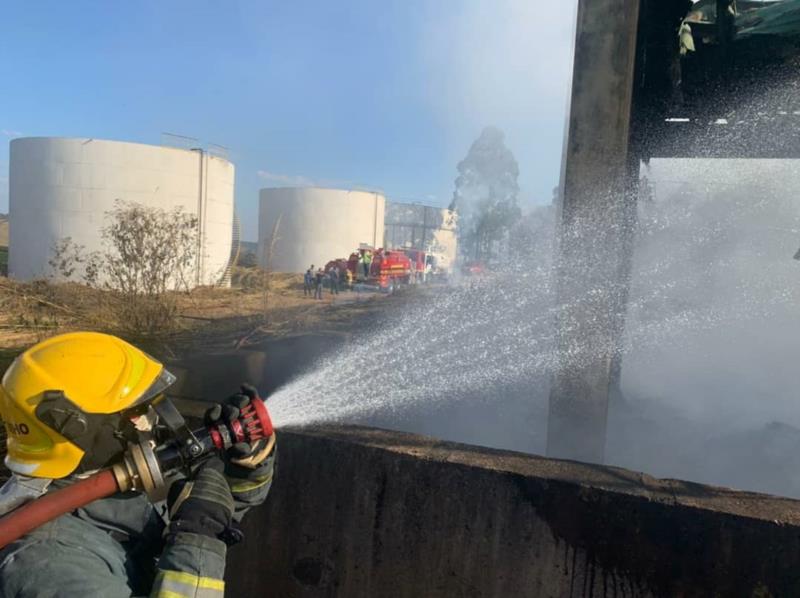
[151,535,226,598]
[151,459,233,598]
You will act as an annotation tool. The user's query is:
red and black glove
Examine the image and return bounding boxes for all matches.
[204,385,276,520]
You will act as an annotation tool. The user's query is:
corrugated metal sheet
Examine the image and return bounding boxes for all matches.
[737,0,800,37]
[686,0,800,38]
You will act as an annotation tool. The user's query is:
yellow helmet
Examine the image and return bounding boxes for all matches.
[0,332,175,479]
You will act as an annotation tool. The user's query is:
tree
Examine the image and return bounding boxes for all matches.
[451,126,521,262]
[98,201,199,295]
[49,200,199,337]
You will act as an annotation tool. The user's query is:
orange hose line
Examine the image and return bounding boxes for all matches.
[0,469,119,549]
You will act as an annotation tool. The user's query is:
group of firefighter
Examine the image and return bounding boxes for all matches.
[303,248,373,299]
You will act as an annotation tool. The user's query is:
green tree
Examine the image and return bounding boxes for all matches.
[451,126,521,262]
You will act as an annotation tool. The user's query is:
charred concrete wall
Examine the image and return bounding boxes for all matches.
[227,426,800,597]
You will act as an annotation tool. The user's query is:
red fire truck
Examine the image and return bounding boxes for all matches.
[346,247,412,291]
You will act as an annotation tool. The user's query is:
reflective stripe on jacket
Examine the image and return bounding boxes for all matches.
[153,570,224,598]
[151,533,227,598]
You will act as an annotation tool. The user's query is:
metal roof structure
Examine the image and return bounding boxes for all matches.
[633,0,800,160]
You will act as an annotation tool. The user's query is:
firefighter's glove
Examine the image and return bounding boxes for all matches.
[204,384,276,519]
[166,457,240,544]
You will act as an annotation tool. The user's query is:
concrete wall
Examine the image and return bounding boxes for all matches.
[229,425,800,597]
[258,187,385,273]
[8,137,234,286]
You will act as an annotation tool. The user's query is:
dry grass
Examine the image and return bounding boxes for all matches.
[178,269,394,350]
[0,269,394,354]
[0,279,87,347]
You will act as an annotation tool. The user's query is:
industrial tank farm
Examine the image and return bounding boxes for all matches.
[8,137,234,287]
[259,187,385,273]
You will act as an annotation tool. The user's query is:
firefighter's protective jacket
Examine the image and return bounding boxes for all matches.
[0,450,274,597]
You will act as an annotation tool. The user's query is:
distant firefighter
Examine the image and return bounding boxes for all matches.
[329,265,339,295]
[361,249,373,278]
[304,265,314,296]
[314,268,325,300]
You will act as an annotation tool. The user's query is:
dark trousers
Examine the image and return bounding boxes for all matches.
[330,279,339,294]
[303,282,311,296]
[363,263,369,277]
[314,283,323,299]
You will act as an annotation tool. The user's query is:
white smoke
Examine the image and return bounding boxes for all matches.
[421,0,577,206]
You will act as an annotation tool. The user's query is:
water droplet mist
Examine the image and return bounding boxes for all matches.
[268,157,800,498]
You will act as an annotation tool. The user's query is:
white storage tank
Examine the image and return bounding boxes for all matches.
[8,137,234,287]
[258,187,385,273]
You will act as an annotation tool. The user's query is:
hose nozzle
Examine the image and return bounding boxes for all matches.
[115,393,274,498]
[208,394,274,451]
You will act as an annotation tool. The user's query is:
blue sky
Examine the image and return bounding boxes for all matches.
[0,1,575,240]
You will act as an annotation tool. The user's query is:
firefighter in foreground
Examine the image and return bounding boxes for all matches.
[0,332,276,597]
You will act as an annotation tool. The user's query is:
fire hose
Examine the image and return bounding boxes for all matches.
[0,395,273,549]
